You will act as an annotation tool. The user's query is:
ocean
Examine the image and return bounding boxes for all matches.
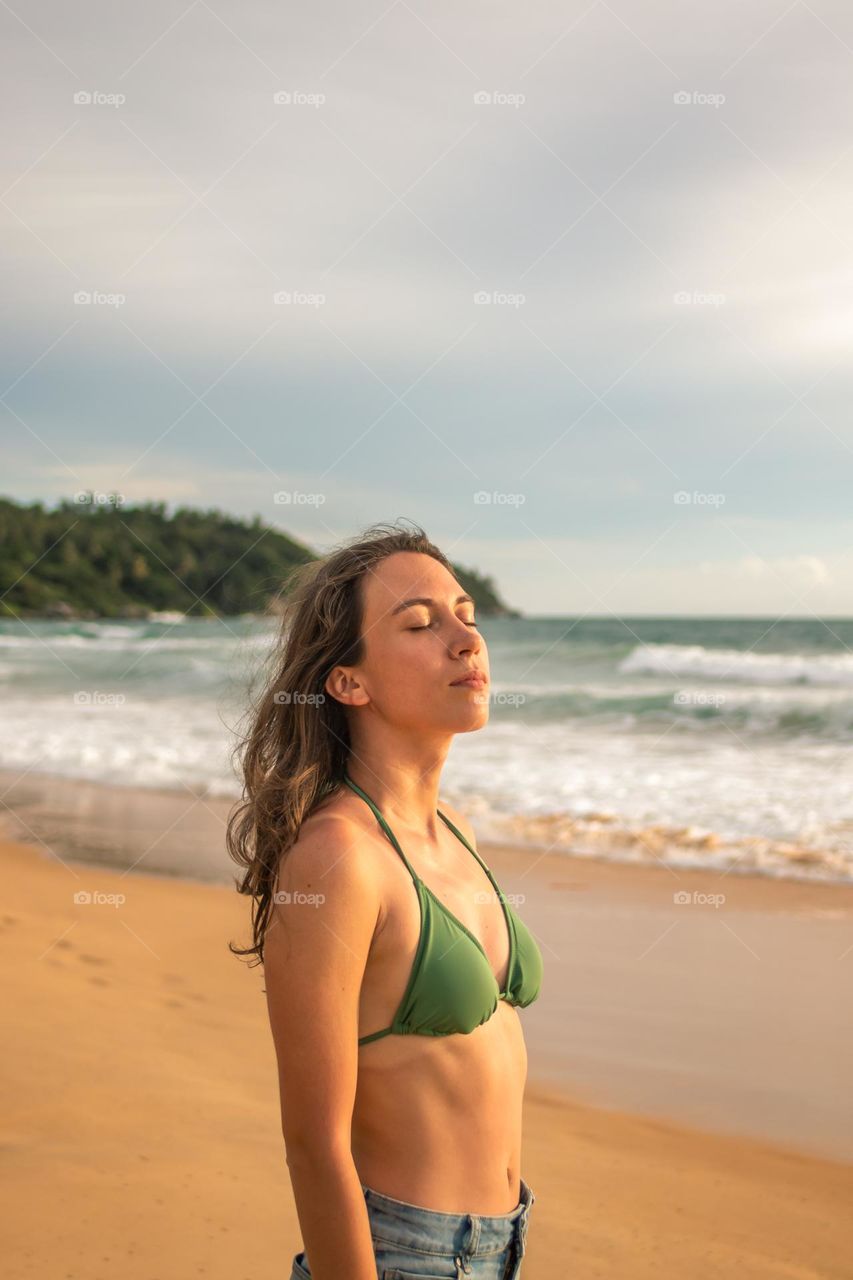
[2,614,852,883]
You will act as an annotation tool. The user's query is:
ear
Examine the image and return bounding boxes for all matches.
[324,666,370,708]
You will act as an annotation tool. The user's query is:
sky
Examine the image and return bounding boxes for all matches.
[2,1,853,616]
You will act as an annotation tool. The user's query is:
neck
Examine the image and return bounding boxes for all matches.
[343,756,448,840]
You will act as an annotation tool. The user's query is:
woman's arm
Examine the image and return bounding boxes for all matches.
[264,812,382,1280]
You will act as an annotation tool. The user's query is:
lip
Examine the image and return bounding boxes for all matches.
[450,671,488,688]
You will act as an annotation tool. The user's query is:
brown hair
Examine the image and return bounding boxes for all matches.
[226,518,454,965]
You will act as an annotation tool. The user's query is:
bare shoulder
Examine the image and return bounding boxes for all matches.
[437,797,479,850]
[273,803,384,904]
[263,803,384,1020]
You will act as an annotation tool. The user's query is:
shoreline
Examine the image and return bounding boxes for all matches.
[3,766,853,1162]
[4,763,853,890]
[3,831,853,1279]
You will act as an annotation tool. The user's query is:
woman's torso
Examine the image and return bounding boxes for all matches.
[309,785,529,1215]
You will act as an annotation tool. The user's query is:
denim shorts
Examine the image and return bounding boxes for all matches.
[290,1176,535,1280]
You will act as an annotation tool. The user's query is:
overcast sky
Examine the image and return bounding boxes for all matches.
[2,1,852,616]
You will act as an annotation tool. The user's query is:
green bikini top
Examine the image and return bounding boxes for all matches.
[343,775,544,1046]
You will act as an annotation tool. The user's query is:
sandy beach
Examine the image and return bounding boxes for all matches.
[3,787,853,1279]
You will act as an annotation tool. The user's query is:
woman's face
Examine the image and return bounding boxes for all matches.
[337,551,491,735]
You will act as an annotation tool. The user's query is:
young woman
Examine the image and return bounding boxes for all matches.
[228,521,543,1280]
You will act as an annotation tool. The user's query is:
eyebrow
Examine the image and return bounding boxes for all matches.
[391,593,476,616]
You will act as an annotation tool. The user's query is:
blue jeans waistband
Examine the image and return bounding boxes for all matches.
[359,1176,535,1258]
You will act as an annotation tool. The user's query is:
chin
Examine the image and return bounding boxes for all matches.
[453,706,490,732]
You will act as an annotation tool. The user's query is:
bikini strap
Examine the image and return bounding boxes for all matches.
[342,775,420,883]
[437,809,506,899]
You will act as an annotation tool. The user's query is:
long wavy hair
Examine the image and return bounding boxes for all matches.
[226,519,454,966]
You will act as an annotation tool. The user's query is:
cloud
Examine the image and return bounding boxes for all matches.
[733,553,831,587]
[3,0,852,613]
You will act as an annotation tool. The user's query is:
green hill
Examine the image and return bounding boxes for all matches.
[0,497,520,620]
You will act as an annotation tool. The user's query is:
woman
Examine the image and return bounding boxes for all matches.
[228,521,543,1280]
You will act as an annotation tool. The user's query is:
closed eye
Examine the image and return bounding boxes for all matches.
[408,620,478,631]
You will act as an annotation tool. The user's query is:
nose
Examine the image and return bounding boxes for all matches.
[451,618,481,655]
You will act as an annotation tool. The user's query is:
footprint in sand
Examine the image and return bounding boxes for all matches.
[78,953,109,966]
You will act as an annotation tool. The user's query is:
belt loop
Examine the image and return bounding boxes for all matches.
[454,1213,477,1276]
